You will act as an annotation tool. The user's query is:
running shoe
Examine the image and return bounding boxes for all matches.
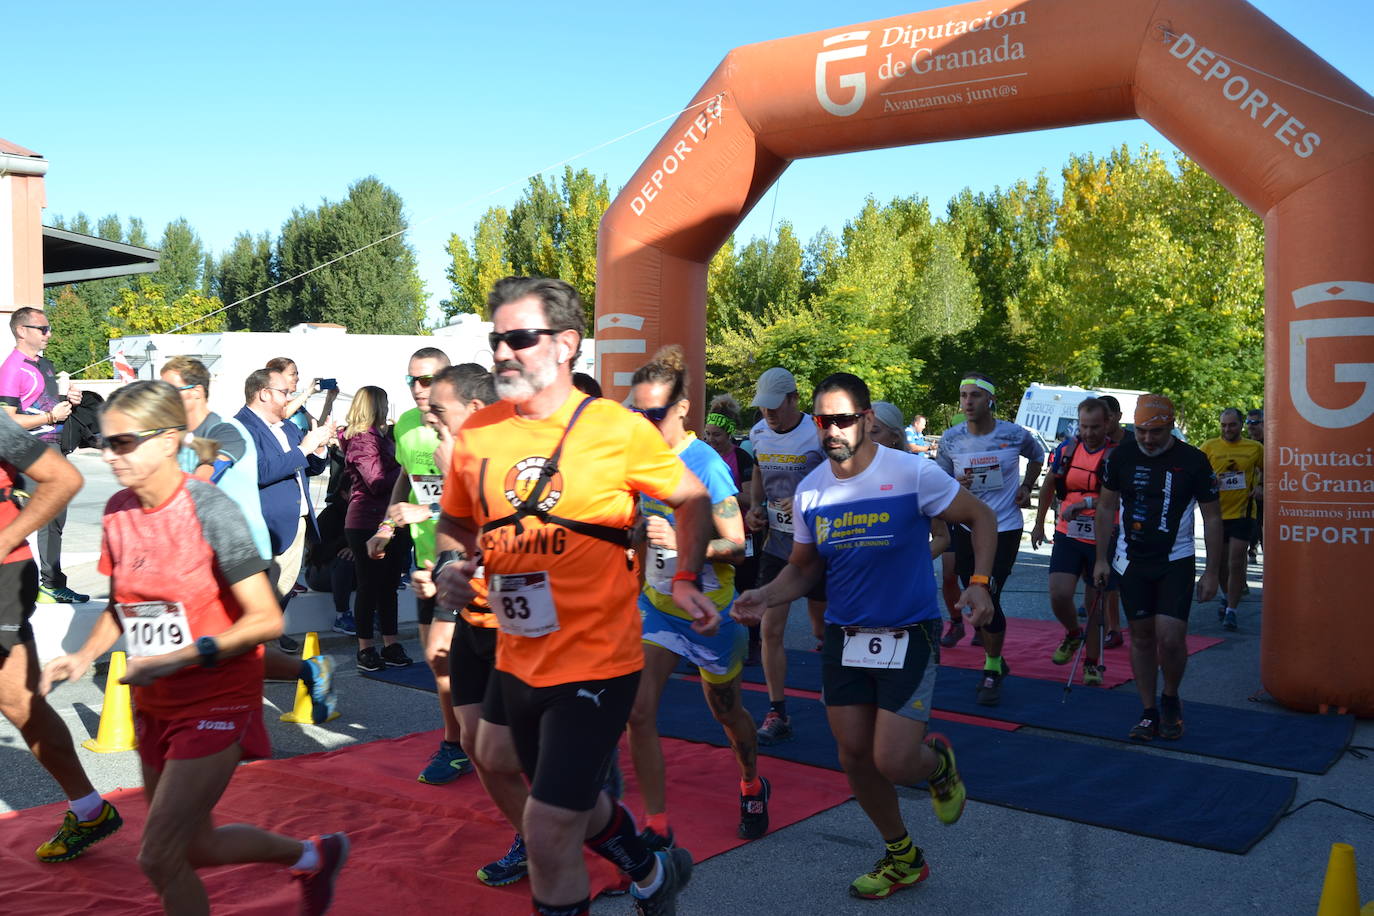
[974,661,1008,707]
[304,655,337,724]
[639,825,675,852]
[756,710,793,746]
[1052,633,1085,665]
[970,628,984,647]
[738,777,771,840]
[356,647,384,673]
[476,834,528,886]
[1129,714,1160,741]
[279,634,302,654]
[848,850,930,899]
[331,613,356,636]
[417,742,473,785]
[925,733,965,825]
[293,832,350,916]
[1159,708,1185,740]
[1082,664,1104,687]
[35,801,122,863]
[632,847,693,916]
[1103,629,1124,650]
[44,587,89,609]
[939,619,965,648]
[1223,609,1238,631]
[381,643,413,668]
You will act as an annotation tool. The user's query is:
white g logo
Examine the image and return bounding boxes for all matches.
[1289,281,1374,429]
[815,31,871,117]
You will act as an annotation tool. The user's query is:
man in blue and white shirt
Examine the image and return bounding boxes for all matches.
[734,372,996,901]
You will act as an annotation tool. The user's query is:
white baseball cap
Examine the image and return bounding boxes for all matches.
[750,367,797,409]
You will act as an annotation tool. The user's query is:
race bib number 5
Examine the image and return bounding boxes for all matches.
[841,628,910,669]
[116,601,193,658]
[488,572,559,638]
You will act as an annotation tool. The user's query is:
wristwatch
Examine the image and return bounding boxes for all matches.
[196,636,219,667]
[429,501,442,520]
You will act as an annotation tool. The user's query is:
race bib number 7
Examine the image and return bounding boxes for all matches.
[116,601,193,658]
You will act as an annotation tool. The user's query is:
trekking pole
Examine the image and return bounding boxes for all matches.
[1062,590,1106,703]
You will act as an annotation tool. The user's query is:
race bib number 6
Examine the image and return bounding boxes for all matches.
[116,601,193,658]
[842,628,910,669]
[488,571,559,638]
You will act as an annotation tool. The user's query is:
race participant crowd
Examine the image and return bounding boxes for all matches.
[0,280,1263,914]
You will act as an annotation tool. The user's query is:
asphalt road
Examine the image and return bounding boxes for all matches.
[1,450,1370,914]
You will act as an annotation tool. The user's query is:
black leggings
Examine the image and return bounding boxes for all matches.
[344,527,410,639]
[951,526,1022,634]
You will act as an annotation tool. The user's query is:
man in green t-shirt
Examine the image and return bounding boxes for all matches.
[367,347,471,785]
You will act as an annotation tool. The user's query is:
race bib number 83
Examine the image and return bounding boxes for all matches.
[488,571,559,638]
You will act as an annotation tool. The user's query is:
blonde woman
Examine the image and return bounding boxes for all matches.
[340,386,411,671]
[41,380,347,915]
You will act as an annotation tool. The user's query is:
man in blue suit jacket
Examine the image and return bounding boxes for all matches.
[235,368,331,648]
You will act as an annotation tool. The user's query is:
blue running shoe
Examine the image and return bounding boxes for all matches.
[476,834,528,887]
[418,741,473,785]
[303,656,337,724]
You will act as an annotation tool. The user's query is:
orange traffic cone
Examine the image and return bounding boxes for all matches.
[280,632,338,724]
[1317,843,1361,916]
[82,651,136,753]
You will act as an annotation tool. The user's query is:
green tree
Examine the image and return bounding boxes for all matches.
[271,177,426,333]
[150,218,205,301]
[111,277,227,335]
[214,232,275,331]
[444,207,513,317]
[45,288,109,379]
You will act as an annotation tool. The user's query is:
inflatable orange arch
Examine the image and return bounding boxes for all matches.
[595,0,1374,716]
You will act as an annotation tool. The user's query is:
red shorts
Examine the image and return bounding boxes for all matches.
[135,706,271,772]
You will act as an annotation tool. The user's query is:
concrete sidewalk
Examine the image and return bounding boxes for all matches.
[2,450,1370,914]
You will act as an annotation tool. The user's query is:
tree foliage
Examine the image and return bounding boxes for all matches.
[111,277,227,335]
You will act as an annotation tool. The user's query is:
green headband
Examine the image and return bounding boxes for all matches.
[706,412,737,434]
[961,377,995,395]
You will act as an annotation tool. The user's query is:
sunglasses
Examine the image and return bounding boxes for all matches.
[629,404,674,423]
[406,374,435,387]
[23,325,52,334]
[1245,419,1262,425]
[100,426,184,455]
[489,328,556,351]
[814,412,867,430]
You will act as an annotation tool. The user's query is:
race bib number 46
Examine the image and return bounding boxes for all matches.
[488,572,559,638]
[1218,471,1246,492]
[116,601,193,658]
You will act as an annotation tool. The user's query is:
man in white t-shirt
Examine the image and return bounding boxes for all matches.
[935,372,1043,706]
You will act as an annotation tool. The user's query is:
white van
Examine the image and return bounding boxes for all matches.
[1014,383,1145,444]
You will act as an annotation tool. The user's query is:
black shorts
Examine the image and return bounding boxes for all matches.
[1119,557,1196,622]
[759,550,827,602]
[1048,533,1095,579]
[0,560,39,654]
[451,619,498,710]
[417,595,457,625]
[491,669,639,811]
[1222,518,1257,543]
[820,620,939,721]
[951,527,1021,595]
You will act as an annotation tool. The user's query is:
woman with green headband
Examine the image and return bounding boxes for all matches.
[704,395,762,663]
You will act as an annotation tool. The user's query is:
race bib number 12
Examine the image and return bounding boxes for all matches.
[410,473,444,501]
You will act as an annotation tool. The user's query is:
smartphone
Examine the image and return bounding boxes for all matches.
[318,378,338,390]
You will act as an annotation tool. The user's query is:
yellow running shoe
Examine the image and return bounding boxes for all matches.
[36,801,123,863]
[849,850,930,899]
[925,732,966,825]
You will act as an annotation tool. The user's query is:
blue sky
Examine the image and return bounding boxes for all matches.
[7,1,1370,323]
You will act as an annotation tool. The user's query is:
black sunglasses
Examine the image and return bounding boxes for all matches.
[406,374,435,387]
[23,324,52,334]
[489,328,556,351]
[1245,419,1262,425]
[814,412,867,431]
[630,404,674,423]
[100,426,184,455]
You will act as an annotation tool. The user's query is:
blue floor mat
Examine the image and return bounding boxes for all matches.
[933,667,1354,774]
[654,679,1296,854]
[360,662,436,691]
[684,650,1353,774]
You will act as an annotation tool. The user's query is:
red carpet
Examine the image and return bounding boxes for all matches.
[939,617,1223,687]
[0,731,853,915]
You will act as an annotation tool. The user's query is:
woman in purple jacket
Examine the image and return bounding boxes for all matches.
[340,387,413,672]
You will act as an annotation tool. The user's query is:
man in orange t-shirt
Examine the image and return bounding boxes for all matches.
[435,277,714,916]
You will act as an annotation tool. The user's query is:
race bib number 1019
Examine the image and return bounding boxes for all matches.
[116,601,193,658]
